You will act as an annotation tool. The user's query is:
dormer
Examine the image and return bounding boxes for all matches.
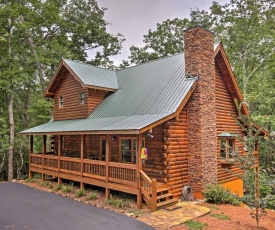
[45,59,117,121]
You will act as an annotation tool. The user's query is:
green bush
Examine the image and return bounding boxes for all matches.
[75,189,86,198]
[203,184,241,206]
[86,192,98,200]
[61,185,73,193]
[106,197,126,208]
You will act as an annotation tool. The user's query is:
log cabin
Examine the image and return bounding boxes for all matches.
[21,26,264,211]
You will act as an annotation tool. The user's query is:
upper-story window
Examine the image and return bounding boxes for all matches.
[218,132,236,159]
[59,96,64,107]
[220,138,235,159]
[79,92,85,104]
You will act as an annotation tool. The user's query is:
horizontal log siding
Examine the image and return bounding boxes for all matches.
[142,124,166,182]
[215,64,244,183]
[53,72,88,120]
[88,89,110,114]
[164,108,189,198]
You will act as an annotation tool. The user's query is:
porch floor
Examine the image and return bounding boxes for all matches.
[137,202,210,229]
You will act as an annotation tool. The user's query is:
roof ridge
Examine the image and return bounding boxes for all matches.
[62,58,116,73]
[117,53,184,72]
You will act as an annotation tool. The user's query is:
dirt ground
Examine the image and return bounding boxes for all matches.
[19,179,275,229]
[172,203,275,230]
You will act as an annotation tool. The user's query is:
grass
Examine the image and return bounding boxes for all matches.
[86,192,98,200]
[106,197,126,208]
[129,209,143,216]
[208,204,220,210]
[40,181,53,188]
[210,214,230,220]
[75,189,86,198]
[184,220,208,230]
[53,183,62,191]
[61,185,73,193]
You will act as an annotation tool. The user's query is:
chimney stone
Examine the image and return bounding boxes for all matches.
[184,26,217,198]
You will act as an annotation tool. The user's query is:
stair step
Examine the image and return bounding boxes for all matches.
[156,198,178,209]
[157,193,174,201]
[156,187,168,194]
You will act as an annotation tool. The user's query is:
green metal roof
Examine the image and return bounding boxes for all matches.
[63,59,118,90]
[21,54,197,134]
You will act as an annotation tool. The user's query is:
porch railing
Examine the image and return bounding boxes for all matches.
[30,153,138,187]
[140,170,157,211]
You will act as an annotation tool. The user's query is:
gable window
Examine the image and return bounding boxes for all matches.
[79,92,85,104]
[59,96,64,107]
[120,138,145,163]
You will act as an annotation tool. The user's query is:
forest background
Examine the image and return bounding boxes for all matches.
[0,0,274,206]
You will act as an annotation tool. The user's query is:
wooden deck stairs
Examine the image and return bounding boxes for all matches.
[140,170,178,211]
[155,182,178,210]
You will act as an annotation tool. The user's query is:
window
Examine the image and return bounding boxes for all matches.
[100,137,106,161]
[79,92,85,104]
[220,138,235,159]
[120,138,145,163]
[59,96,64,107]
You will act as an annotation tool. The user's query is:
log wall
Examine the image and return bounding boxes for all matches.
[88,89,110,115]
[53,72,88,120]
[215,62,244,183]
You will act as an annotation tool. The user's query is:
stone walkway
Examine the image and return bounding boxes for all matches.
[138,202,210,229]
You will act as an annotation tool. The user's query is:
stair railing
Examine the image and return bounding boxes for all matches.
[140,170,157,211]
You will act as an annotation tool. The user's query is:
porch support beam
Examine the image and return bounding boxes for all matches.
[42,135,46,181]
[137,133,142,209]
[105,134,111,199]
[80,134,84,189]
[29,135,33,179]
[57,135,62,184]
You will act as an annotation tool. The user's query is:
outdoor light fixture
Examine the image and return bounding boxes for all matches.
[145,133,154,138]
[111,136,117,141]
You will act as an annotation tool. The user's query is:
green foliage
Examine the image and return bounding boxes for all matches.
[75,189,86,198]
[54,183,62,191]
[106,197,126,208]
[203,184,241,206]
[86,192,98,200]
[61,185,73,193]
[210,214,230,220]
[184,220,208,230]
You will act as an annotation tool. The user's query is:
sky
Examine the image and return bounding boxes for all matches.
[94,0,229,65]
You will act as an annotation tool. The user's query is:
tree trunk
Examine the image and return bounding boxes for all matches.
[7,93,14,181]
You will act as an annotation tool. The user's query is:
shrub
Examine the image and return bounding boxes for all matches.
[61,185,73,193]
[75,189,86,198]
[106,197,126,208]
[203,184,241,206]
[54,183,62,191]
[86,192,98,200]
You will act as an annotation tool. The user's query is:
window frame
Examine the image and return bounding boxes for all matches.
[119,137,145,164]
[220,138,235,159]
[59,96,64,108]
[79,92,85,104]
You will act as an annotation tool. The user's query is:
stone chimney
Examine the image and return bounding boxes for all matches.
[184,26,217,198]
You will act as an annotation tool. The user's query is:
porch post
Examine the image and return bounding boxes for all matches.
[80,134,84,189]
[29,135,33,179]
[42,135,46,181]
[137,133,142,209]
[105,134,111,199]
[57,135,62,184]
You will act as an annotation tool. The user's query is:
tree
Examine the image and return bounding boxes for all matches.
[0,0,124,180]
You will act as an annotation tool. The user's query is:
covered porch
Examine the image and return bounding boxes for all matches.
[28,133,176,211]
